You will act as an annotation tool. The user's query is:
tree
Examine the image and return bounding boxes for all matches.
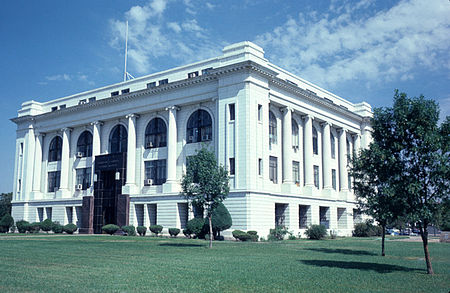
[204,202,232,238]
[181,147,230,248]
[0,192,12,218]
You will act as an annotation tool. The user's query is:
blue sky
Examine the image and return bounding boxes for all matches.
[0,0,449,193]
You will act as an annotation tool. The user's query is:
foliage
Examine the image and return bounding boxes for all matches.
[0,192,12,219]
[169,228,180,237]
[63,224,78,234]
[0,214,14,233]
[40,219,54,233]
[52,222,64,233]
[203,202,232,238]
[305,225,327,240]
[182,229,190,238]
[268,226,289,241]
[28,222,41,233]
[185,218,205,238]
[353,221,383,237]
[102,224,119,235]
[16,220,30,233]
[149,225,163,236]
[232,230,252,241]
[288,234,297,240]
[121,225,136,236]
[329,230,337,239]
[137,226,147,236]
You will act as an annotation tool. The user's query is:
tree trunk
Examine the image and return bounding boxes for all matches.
[208,214,213,249]
[420,224,434,275]
[381,224,386,256]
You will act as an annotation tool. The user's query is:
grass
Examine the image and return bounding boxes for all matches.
[0,235,448,292]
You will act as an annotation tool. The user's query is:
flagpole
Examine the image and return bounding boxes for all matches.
[124,20,128,82]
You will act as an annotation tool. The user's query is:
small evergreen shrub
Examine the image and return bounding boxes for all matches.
[149,225,163,236]
[247,230,259,242]
[232,230,254,241]
[183,228,191,238]
[232,229,245,240]
[63,223,78,234]
[52,222,64,234]
[169,228,180,237]
[102,224,120,235]
[16,220,30,233]
[121,225,136,236]
[186,218,205,238]
[29,222,41,233]
[268,226,289,241]
[137,226,147,236]
[305,224,327,240]
[353,223,371,237]
[0,214,14,233]
[40,219,54,233]
[288,234,297,240]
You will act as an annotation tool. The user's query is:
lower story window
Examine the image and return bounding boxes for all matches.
[76,168,92,190]
[269,156,278,184]
[292,161,300,184]
[313,165,319,188]
[332,169,337,190]
[145,160,167,185]
[47,171,60,192]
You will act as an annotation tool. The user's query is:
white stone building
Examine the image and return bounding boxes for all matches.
[11,41,371,237]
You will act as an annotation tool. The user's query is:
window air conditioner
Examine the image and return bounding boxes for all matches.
[75,184,83,190]
[146,142,154,148]
[76,152,84,158]
[145,179,153,186]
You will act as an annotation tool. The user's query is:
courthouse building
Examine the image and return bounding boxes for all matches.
[11,41,372,236]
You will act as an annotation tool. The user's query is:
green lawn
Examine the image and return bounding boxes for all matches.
[0,235,448,292]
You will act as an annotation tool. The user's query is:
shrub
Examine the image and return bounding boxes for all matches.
[29,222,41,233]
[232,230,253,241]
[169,228,180,237]
[232,229,245,240]
[137,226,147,236]
[16,220,30,233]
[268,226,289,241]
[247,230,259,242]
[186,218,205,238]
[353,223,371,237]
[63,223,78,234]
[102,224,120,235]
[149,225,163,236]
[121,225,136,236]
[40,219,54,233]
[288,234,297,240]
[305,224,327,240]
[0,214,14,233]
[52,222,64,234]
[182,229,191,238]
[203,203,233,238]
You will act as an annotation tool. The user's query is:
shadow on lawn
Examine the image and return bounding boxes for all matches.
[299,260,419,273]
[159,243,204,247]
[305,248,377,256]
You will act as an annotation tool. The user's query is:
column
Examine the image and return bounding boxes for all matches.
[281,107,293,184]
[125,114,138,190]
[23,123,36,199]
[303,115,314,187]
[165,106,179,184]
[32,132,45,193]
[353,134,361,155]
[322,122,332,190]
[143,204,149,228]
[90,121,102,188]
[59,127,72,191]
[338,128,348,192]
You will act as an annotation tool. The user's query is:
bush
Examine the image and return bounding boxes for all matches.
[305,225,327,240]
[186,218,205,238]
[268,226,289,241]
[0,214,14,233]
[288,234,297,240]
[232,230,254,241]
[232,229,245,240]
[247,230,259,242]
[40,219,54,233]
[149,225,163,236]
[203,203,233,238]
[63,223,78,234]
[121,225,136,236]
[29,222,41,233]
[353,221,383,237]
[102,224,120,235]
[183,229,191,238]
[169,228,180,237]
[137,226,147,236]
[16,220,30,233]
[52,222,64,234]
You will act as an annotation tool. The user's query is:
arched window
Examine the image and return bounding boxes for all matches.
[292,119,299,150]
[109,125,128,153]
[269,111,277,147]
[48,136,62,162]
[145,118,167,148]
[331,133,336,159]
[312,127,318,155]
[76,131,93,157]
[186,109,212,143]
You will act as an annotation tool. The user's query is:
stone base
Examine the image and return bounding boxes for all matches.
[281,183,296,193]
[55,189,72,199]
[163,181,181,193]
[122,184,138,195]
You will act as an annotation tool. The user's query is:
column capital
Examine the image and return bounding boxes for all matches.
[60,127,73,133]
[302,114,314,121]
[125,113,140,119]
[321,121,332,128]
[352,133,361,139]
[35,131,46,137]
[90,121,104,126]
[280,106,293,114]
[165,105,180,111]
[337,127,347,134]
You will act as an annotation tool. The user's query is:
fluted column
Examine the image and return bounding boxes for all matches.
[303,115,314,187]
[23,123,35,199]
[338,128,348,192]
[322,122,332,190]
[353,134,361,156]
[125,114,138,188]
[59,127,72,191]
[91,121,103,188]
[281,107,293,184]
[32,132,45,192]
[165,106,179,183]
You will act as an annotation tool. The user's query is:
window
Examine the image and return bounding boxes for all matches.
[299,205,311,228]
[89,97,96,103]
[331,133,336,159]
[229,158,235,175]
[51,106,58,112]
[258,104,262,121]
[337,208,347,229]
[348,175,352,190]
[78,99,87,105]
[313,165,319,188]
[48,136,62,162]
[76,168,91,190]
[269,156,278,183]
[109,125,127,153]
[275,203,288,227]
[188,71,199,78]
[332,169,337,190]
[147,82,156,89]
[76,131,93,157]
[347,138,351,157]
[320,206,330,228]
[312,127,318,155]
[269,111,277,148]
[145,118,167,148]
[186,109,212,143]
[111,91,119,97]
[258,158,262,176]
[47,171,60,192]
[159,79,168,85]
[292,119,299,150]
[201,67,212,75]
[59,104,66,109]
[293,161,300,184]
[121,88,130,94]
[145,160,167,185]
[229,104,235,121]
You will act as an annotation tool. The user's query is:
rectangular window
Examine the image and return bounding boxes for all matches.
[111,91,119,97]
[258,104,262,121]
[51,106,58,112]
[201,67,212,75]
[121,88,130,94]
[37,207,44,222]
[46,207,52,220]
[158,79,168,85]
[47,171,61,192]
[337,208,347,229]
[89,97,96,103]
[269,156,278,184]
[229,158,235,175]
[313,165,319,188]
[78,99,87,105]
[66,207,73,224]
[76,168,92,190]
[320,206,330,228]
[258,158,262,176]
[229,104,235,121]
[332,169,337,190]
[292,161,300,184]
[299,205,311,229]
[331,135,336,159]
[147,82,156,89]
[59,104,66,109]
[188,71,199,78]
[348,175,352,190]
[145,160,167,185]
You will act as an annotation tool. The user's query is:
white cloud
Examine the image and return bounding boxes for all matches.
[167,22,181,33]
[205,2,215,10]
[254,0,450,89]
[45,74,71,81]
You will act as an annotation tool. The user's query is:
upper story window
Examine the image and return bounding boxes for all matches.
[269,111,277,148]
[159,79,168,85]
[145,160,167,185]
[229,104,235,121]
[188,71,199,78]
[111,91,119,97]
[145,118,167,148]
[258,104,262,121]
[109,125,127,154]
[147,82,156,89]
[312,127,318,155]
[47,171,60,192]
[331,133,336,159]
[48,136,62,162]
[121,88,130,94]
[269,156,278,184]
[187,109,212,143]
[292,119,299,150]
[76,131,93,158]
[346,138,351,156]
